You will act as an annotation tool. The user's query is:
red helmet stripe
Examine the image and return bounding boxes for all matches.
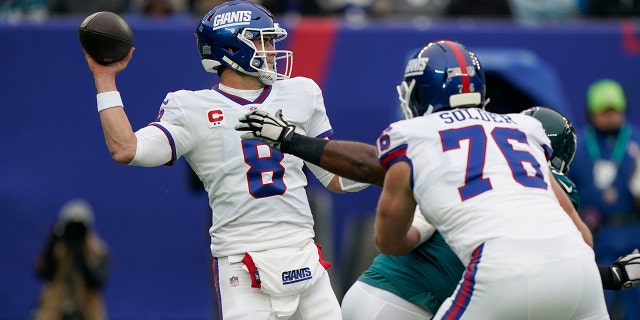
[444,40,470,93]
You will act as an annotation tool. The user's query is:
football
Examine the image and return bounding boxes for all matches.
[78,11,133,65]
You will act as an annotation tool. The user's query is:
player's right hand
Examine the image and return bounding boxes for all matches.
[84,47,134,77]
[236,109,296,151]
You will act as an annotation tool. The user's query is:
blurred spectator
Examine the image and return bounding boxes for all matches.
[189,0,227,19]
[130,0,188,16]
[260,0,323,16]
[47,0,129,16]
[508,0,582,23]
[0,0,48,22]
[445,0,511,18]
[323,0,513,20]
[570,79,640,320]
[368,0,450,19]
[32,199,109,320]
[584,0,640,17]
[190,0,324,19]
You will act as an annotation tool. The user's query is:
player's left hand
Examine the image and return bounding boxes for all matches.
[236,109,295,151]
[613,248,640,289]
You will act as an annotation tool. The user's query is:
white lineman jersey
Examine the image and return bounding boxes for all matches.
[148,77,333,257]
[376,108,608,319]
[377,108,586,264]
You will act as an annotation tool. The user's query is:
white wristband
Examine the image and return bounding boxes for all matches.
[339,176,370,192]
[97,91,123,112]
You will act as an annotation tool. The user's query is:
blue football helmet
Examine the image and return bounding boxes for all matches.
[195,0,292,85]
[397,40,486,119]
[522,106,577,174]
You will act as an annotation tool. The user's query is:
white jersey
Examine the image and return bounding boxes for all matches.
[147,77,332,257]
[376,107,587,265]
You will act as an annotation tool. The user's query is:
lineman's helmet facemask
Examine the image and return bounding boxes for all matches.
[195,0,293,86]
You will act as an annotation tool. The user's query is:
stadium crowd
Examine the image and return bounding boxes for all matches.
[2,0,640,22]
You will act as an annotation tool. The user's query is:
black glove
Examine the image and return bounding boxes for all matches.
[611,249,640,290]
[236,109,296,151]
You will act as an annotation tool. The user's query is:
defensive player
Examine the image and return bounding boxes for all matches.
[522,106,640,294]
[238,41,606,314]
[82,1,379,319]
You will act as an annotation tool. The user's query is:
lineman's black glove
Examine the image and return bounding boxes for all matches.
[236,109,296,151]
[612,249,640,290]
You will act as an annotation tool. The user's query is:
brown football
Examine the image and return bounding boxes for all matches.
[78,11,133,65]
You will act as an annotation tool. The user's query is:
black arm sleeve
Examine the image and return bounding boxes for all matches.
[599,264,623,290]
[281,133,328,166]
[281,133,386,186]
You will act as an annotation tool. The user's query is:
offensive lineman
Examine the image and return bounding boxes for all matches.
[359,40,610,319]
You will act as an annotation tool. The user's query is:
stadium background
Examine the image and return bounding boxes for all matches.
[2,16,640,319]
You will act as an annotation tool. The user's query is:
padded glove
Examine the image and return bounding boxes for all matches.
[236,109,295,151]
[612,249,640,290]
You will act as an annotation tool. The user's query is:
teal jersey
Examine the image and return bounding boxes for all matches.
[356,171,578,314]
[552,169,580,211]
[357,232,464,313]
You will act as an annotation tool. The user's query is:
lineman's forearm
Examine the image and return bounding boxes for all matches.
[282,134,385,187]
[320,140,385,187]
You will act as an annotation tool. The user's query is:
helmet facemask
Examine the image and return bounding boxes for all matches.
[237,25,292,85]
[549,126,577,174]
[397,79,421,119]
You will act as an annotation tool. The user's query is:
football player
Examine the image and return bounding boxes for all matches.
[523,106,640,293]
[82,1,378,319]
[237,41,638,319]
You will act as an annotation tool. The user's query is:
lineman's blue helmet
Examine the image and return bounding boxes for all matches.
[397,40,486,118]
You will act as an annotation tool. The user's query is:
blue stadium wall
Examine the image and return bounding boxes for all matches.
[2,16,640,319]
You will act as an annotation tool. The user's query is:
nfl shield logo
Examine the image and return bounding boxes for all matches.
[229,276,239,287]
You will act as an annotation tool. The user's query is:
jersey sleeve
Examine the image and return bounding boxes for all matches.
[302,79,334,139]
[148,92,195,163]
[376,122,411,170]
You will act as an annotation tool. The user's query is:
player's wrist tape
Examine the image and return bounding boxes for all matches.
[97,91,123,112]
[412,209,436,247]
[281,133,328,166]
